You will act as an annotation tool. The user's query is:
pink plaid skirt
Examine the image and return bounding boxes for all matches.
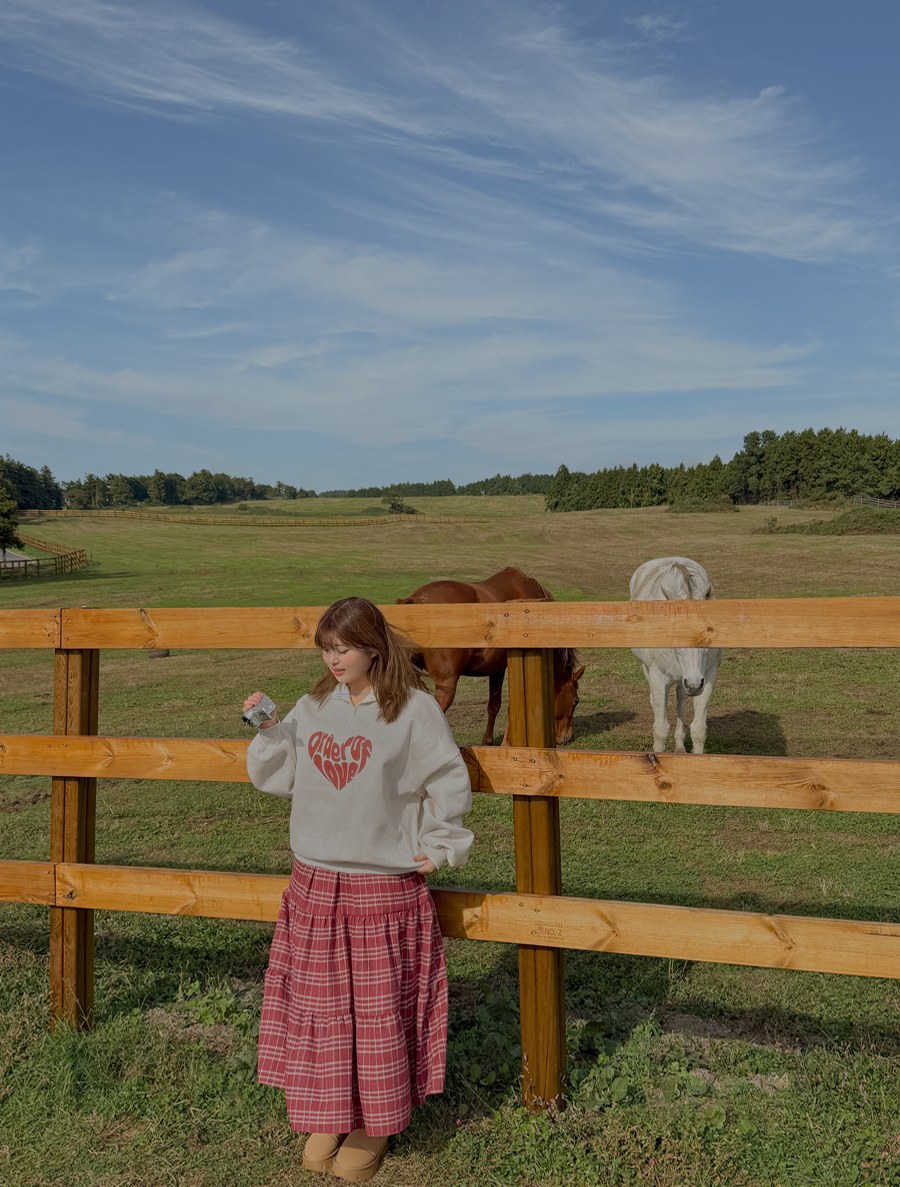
[257,860,448,1137]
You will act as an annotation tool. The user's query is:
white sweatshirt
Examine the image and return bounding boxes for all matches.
[246,685,474,875]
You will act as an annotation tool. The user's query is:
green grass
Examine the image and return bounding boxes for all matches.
[2,500,900,1186]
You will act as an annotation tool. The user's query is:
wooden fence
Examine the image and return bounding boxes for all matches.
[1,598,900,1111]
[0,533,87,581]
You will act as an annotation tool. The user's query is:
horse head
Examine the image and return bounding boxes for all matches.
[553,649,584,745]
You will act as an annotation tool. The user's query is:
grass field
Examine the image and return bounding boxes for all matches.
[1,498,899,1186]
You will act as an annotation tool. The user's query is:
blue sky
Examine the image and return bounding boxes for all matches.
[1,0,899,489]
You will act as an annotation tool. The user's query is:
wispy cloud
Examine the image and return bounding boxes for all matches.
[1,272,814,453]
[626,13,689,44]
[0,0,879,264]
[0,0,428,135]
[0,239,42,296]
[166,321,250,340]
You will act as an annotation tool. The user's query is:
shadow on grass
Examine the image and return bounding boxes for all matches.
[704,709,787,755]
[562,947,900,1054]
[55,567,136,584]
[572,709,636,738]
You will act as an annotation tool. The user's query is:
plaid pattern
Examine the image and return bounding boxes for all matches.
[257,860,448,1138]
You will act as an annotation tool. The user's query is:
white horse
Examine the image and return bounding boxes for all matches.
[630,557,723,754]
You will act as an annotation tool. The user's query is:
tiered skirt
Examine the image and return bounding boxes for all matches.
[257,860,448,1137]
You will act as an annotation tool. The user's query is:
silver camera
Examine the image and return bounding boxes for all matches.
[242,694,276,728]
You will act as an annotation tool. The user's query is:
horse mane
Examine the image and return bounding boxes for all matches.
[553,646,581,675]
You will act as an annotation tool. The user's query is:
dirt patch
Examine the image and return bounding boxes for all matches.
[748,1072,790,1092]
[0,790,51,813]
[144,1007,242,1054]
[661,1011,744,1041]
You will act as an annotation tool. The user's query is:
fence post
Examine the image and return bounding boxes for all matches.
[507,648,566,1110]
[50,645,99,1028]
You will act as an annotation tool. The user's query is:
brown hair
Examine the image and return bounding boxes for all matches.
[310,596,426,722]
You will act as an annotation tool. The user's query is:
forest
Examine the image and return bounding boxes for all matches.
[2,428,898,515]
[543,428,900,512]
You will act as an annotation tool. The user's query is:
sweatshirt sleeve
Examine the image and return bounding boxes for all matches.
[412,695,474,871]
[246,700,303,798]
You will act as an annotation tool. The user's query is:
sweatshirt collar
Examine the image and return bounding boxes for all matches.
[330,683,378,706]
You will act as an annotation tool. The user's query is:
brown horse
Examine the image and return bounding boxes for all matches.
[397,566,584,745]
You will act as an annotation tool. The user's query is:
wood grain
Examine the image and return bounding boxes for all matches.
[56,597,900,650]
[0,609,61,648]
[4,736,899,816]
[49,648,98,1029]
[508,649,565,1108]
[0,860,55,904]
[46,864,900,980]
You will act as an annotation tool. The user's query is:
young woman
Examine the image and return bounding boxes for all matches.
[243,596,473,1181]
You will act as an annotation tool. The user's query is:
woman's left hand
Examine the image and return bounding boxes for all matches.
[413,853,437,875]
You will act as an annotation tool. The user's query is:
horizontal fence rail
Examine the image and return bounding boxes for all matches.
[0,610,61,648]
[3,736,900,815]
[17,532,86,561]
[0,862,894,980]
[3,598,900,650]
[853,495,900,510]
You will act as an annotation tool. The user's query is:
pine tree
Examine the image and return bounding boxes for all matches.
[0,478,22,552]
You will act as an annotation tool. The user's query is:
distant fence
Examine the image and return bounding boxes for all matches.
[853,495,900,510]
[0,533,87,582]
[20,508,486,528]
[2,597,900,1111]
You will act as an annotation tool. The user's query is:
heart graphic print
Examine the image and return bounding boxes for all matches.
[308,730,373,791]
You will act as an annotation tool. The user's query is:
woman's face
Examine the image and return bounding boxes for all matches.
[320,638,374,689]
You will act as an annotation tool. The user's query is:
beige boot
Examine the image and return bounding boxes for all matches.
[302,1132,346,1173]
[331,1129,389,1182]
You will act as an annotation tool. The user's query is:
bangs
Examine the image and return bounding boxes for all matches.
[314,624,345,651]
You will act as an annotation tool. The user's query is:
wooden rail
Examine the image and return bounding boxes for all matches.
[2,597,900,1110]
[17,531,85,560]
[0,864,878,979]
[4,858,900,980]
[3,599,900,650]
[3,737,899,814]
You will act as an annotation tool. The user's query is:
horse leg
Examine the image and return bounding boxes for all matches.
[483,669,505,745]
[688,677,716,755]
[646,667,671,752]
[432,673,460,715]
[674,683,688,753]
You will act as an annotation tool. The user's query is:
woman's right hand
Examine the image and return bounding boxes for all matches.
[243,691,277,729]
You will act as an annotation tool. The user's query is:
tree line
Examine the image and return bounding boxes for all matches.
[3,428,897,526]
[62,470,319,508]
[544,428,900,512]
[320,473,552,497]
[0,458,317,510]
[0,456,553,509]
